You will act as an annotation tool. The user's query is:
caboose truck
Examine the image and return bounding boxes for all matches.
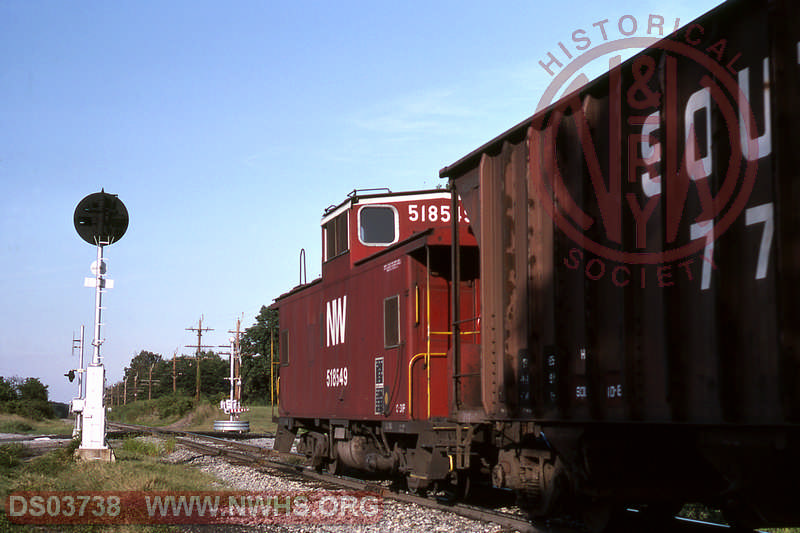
[271,189,484,494]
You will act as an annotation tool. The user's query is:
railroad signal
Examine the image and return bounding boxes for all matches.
[73,190,128,463]
[73,190,128,246]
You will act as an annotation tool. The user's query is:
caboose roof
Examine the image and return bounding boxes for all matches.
[320,188,450,226]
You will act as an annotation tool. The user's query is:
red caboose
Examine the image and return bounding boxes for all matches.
[272,189,480,484]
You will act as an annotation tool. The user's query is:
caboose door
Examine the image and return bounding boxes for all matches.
[409,260,451,420]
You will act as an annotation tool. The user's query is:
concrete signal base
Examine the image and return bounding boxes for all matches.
[75,447,116,462]
[213,419,250,432]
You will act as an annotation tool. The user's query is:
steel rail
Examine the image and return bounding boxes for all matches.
[108,422,542,532]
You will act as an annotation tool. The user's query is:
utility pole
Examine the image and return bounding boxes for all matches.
[138,364,160,402]
[124,376,128,405]
[229,317,243,402]
[172,350,178,393]
[186,316,213,402]
[214,315,249,432]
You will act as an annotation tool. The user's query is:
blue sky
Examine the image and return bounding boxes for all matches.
[0,0,722,403]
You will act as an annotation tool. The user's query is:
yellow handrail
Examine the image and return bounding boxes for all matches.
[408,352,446,419]
[407,245,479,420]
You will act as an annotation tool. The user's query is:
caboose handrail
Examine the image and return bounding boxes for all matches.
[299,248,307,286]
[407,352,446,420]
[347,188,392,198]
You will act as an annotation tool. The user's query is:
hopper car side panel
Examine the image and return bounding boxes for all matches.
[439,0,800,525]
[445,0,798,426]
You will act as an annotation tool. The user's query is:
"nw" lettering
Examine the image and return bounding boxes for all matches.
[326,296,347,347]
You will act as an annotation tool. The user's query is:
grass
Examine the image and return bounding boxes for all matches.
[0,435,226,533]
[0,413,72,435]
[107,394,195,426]
[0,403,279,532]
[118,436,176,458]
[178,404,277,433]
[108,396,277,434]
[0,444,28,475]
[239,405,278,434]
[2,436,224,494]
[677,504,800,533]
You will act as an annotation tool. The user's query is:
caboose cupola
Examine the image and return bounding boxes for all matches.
[321,188,468,268]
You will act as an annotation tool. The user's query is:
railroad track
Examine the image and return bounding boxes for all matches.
[107,422,753,533]
[109,422,544,532]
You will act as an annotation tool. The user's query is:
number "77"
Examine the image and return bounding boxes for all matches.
[690,202,774,291]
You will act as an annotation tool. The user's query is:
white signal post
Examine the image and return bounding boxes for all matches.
[77,241,115,462]
[72,190,127,462]
[70,325,85,438]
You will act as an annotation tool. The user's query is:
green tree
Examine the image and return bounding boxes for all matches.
[240,352,268,404]
[0,377,17,403]
[164,351,228,400]
[151,357,176,398]
[123,351,163,402]
[173,356,197,398]
[240,306,279,404]
[199,351,229,399]
[17,378,48,402]
[4,377,54,419]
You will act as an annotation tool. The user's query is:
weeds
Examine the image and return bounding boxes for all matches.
[0,414,72,435]
[1,437,224,508]
[0,421,33,434]
[108,394,195,425]
[120,437,162,458]
[162,437,176,454]
[0,444,25,473]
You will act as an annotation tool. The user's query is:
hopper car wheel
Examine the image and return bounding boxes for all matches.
[722,502,762,530]
[638,502,683,521]
[580,499,624,533]
[325,457,340,475]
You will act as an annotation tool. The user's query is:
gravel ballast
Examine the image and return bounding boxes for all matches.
[163,444,514,533]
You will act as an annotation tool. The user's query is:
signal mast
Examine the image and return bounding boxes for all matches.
[73,190,128,461]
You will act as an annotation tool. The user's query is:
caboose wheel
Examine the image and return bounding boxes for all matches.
[406,475,428,495]
[429,472,469,503]
[450,470,471,500]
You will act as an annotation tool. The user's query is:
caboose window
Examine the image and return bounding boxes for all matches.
[279,329,289,366]
[384,295,400,348]
[359,206,397,246]
[324,211,349,261]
